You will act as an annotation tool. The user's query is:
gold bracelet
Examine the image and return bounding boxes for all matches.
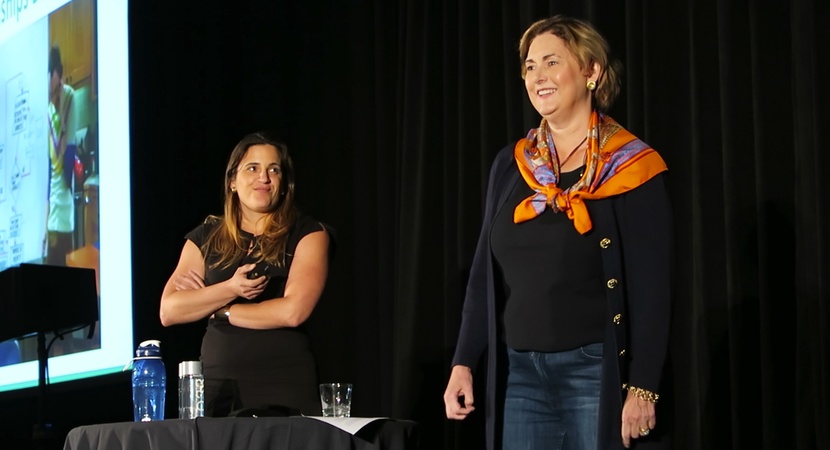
[622,384,659,403]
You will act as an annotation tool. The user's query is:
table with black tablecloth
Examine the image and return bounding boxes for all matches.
[63,416,419,450]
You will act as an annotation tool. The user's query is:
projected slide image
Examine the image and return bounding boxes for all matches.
[0,0,100,367]
[0,0,132,393]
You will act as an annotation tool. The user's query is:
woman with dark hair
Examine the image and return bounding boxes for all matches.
[160,132,331,416]
[443,15,673,450]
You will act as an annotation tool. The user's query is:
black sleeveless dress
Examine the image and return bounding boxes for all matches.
[185,214,325,416]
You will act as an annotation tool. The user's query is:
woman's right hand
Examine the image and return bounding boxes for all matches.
[174,270,205,291]
[227,263,268,299]
[444,365,475,419]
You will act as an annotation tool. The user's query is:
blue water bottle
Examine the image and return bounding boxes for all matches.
[132,339,166,422]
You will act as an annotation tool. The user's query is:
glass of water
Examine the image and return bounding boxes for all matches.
[319,382,352,417]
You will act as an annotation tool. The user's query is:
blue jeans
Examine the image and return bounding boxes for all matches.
[501,344,603,450]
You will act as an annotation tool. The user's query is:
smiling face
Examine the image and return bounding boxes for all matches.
[229,144,283,218]
[523,32,596,124]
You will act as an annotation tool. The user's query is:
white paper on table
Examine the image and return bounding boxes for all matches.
[303,416,389,435]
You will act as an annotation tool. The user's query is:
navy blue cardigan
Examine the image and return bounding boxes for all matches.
[451,142,673,450]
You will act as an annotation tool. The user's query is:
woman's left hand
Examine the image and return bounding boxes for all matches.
[174,270,206,291]
[621,389,656,448]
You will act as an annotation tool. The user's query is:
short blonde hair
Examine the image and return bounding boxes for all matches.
[518,15,622,113]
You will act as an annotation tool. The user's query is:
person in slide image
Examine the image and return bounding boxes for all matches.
[443,15,674,450]
[46,44,77,265]
[160,131,332,416]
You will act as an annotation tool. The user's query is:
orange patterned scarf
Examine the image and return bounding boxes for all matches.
[514,111,667,234]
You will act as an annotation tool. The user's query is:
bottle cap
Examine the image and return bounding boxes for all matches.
[179,361,202,377]
[135,339,162,357]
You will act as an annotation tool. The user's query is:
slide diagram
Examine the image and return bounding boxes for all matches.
[1,20,49,271]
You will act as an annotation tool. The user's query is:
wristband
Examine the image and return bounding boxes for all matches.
[214,305,231,323]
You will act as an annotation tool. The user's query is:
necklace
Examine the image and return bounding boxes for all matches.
[557,135,588,169]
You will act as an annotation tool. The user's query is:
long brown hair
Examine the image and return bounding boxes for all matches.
[202,131,297,269]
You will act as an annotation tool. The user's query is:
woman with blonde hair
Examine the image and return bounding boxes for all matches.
[444,15,673,450]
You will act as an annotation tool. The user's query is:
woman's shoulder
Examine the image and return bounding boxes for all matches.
[496,141,518,162]
[197,215,223,231]
[294,213,338,259]
[483,141,520,187]
[486,141,518,176]
[292,213,327,237]
[185,215,222,245]
[286,213,334,257]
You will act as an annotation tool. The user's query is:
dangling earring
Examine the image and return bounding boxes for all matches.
[587,80,597,91]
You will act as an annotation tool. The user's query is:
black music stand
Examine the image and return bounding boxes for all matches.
[0,263,98,446]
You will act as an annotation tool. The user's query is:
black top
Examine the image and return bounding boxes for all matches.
[452,141,674,450]
[185,216,323,306]
[490,167,606,352]
[184,214,326,416]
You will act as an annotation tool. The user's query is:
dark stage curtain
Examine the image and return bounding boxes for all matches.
[51,1,823,450]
